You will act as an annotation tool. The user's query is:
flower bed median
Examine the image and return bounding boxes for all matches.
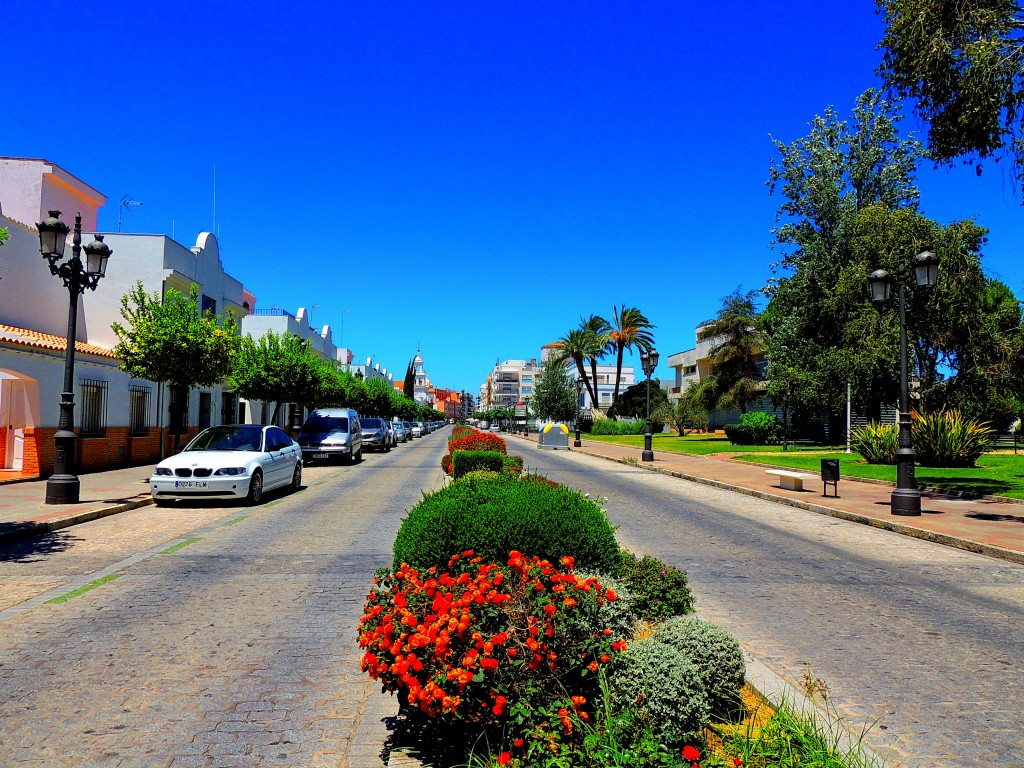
[357,461,876,767]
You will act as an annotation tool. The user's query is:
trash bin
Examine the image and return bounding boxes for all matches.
[538,422,570,450]
[821,458,839,498]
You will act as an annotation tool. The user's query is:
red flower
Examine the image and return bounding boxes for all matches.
[497,752,512,765]
[682,745,701,761]
[513,739,523,748]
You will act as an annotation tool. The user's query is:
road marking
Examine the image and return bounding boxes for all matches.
[160,537,200,554]
[45,574,120,604]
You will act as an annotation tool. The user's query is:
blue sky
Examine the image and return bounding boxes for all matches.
[4,1,1022,395]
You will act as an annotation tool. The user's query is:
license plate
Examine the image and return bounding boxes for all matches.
[312,453,329,459]
[174,480,207,489]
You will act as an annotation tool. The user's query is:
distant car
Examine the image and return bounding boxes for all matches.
[402,421,416,439]
[361,417,392,452]
[490,423,502,432]
[411,422,425,438]
[392,422,410,443]
[150,424,302,506]
[295,408,362,464]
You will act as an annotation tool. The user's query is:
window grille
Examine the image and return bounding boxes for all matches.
[128,385,151,436]
[80,379,108,437]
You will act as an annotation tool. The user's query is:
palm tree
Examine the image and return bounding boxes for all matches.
[550,329,599,408]
[581,314,612,409]
[609,305,656,405]
[697,290,763,413]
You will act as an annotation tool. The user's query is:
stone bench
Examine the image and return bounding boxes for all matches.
[764,469,816,492]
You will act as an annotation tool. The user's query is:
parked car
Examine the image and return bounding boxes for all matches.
[402,421,416,439]
[360,417,392,452]
[410,422,425,438]
[392,422,410,443]
[295,408,362,464]
[150,424,302,506]
[382,420,398,448]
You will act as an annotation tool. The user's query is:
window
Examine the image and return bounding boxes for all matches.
[80,379,108,437]
[128,385,151,436]
[201,294,217,316]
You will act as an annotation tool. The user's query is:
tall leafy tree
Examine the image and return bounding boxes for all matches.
[609,305,655,405]
[697,290,764,414]
[764,89,926,423]
[877,0,1024,189]
[404,359,416,399]
[530,361,578,423]
[113,282,239,446]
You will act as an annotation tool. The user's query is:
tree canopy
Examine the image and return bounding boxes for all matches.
[113,282,239,391]
[530,361,578,423]
[697,290,764,414]
[877,0,1024,189]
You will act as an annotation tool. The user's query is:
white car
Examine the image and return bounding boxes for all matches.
[150,424,302,506]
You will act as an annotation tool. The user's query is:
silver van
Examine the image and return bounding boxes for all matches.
[296,408,362,464]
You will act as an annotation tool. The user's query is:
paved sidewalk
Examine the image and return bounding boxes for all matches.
[0,465,153,544]
[507,432,1024,565]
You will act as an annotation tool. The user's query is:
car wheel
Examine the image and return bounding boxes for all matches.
[246,470,264,505]
[290,463,302,492]
[355,447,363,462]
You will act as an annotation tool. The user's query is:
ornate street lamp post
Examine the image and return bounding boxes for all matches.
[36,211,112,504]
[640,348,660,462]
[574,376,584,447]
[869,250,939,516]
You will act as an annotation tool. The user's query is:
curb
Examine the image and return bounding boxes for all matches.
[0,496,153,545]
[570,446,1024,567]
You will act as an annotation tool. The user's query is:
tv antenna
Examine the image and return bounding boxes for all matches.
[118,195,142,232]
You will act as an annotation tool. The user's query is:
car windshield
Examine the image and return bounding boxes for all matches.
[300,415,348,433]
[362,418,383,428]
[185,426,264,452]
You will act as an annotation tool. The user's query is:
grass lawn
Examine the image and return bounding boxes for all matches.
[584,432,844,456]
[733,451,1024,499]
[583,433,1024,498]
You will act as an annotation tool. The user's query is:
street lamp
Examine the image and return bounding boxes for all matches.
[869,250,939,516]
[574,376,584,447]
[640,348,660,462]
[36,211,112,504]
[523,397,530,436]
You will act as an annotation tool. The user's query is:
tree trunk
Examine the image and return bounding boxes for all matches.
[588,356,602,413]
[613,345,625,406]
[574,357,598,411]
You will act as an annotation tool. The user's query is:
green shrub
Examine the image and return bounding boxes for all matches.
[850,421,898,464]
[723,411,783,445]
[591,419,648,436]
[571,571,636,640]
[502,454,524,475]
[614,551,693,620]
[913,409,994,467]
[392,472,621,572]
[610,638,710,744]
[451,450,505,478]
[653,615,745,718]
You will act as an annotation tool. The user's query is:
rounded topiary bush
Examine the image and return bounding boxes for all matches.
[610,638,710,743]
[392,472,620,572]
[653,615,746,717]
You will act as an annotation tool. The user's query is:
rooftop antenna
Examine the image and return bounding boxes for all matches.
[118,195,142,232]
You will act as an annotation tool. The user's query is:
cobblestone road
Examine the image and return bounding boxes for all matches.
[0,434,449,768]
[519,447,1024,768]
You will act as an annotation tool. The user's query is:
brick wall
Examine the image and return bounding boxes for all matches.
[17,427,165,479]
